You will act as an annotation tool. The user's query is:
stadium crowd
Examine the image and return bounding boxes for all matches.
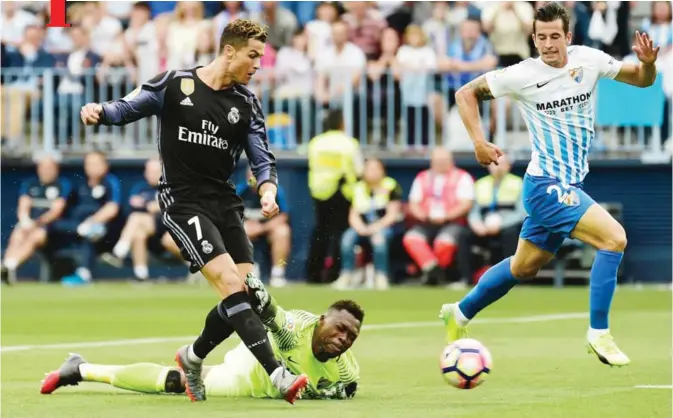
[1,1,671,151]
[1,1,672,288]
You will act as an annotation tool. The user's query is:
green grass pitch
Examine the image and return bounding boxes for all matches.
[2,283,671,418]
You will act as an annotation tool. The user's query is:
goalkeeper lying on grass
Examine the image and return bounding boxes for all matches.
[41,276,363,400]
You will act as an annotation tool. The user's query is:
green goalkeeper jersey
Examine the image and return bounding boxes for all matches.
[269,308,359,399]
[204,307,359,399]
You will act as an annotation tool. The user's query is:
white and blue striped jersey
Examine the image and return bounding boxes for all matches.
[484,45,623,185]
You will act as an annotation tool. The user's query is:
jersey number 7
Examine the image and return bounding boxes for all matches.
[188,216,203,241]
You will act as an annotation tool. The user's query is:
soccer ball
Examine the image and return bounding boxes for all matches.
[440,338,493,389]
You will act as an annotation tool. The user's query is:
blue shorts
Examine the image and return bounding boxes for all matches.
[520,174,596,254]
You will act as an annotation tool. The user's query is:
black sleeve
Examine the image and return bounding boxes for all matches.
[389,182,403,202]
[99,71,171,126]
[244,95,278,191]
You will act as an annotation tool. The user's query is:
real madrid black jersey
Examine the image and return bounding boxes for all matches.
[99,68,278,204]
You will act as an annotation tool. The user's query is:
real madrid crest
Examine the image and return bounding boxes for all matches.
[228,107,240,124]
[201,240,213,254]
[180,78,195,96]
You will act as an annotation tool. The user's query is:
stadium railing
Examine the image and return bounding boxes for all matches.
[1,67,669,159]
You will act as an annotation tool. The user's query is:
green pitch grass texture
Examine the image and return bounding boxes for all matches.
[2,284,671,417]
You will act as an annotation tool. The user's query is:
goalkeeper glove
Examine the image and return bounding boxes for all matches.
[245,273,277,326]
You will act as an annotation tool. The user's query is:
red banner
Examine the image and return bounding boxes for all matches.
[46,0,70,28]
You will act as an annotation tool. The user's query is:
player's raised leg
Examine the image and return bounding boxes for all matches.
[440,235,554,343]
[571,203,630,366]
[40,353,185,395]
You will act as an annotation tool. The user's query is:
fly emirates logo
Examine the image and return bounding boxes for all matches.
[178,120,229,150]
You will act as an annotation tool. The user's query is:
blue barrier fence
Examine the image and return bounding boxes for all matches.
[1,67,670,158]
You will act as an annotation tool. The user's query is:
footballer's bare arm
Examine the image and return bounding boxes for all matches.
[457,75,495,102]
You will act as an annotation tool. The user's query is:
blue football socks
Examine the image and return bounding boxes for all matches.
[589,250,623,330]
[458,258,519,320]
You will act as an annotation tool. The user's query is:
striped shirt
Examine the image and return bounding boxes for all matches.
[485,45,623,185]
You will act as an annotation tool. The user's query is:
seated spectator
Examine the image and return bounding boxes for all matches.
[1,2,37,50]
[249,1,297,51]
[165,1,210,70]
[481,1,534,67]
[60,151,123,286]
[402,148,474,286]
[342,1,387,60]
[103,157,182,281]
[459,154,524,284]
[1,154,72,285]
[305,1,340,61]
[124,1,159,85]
[333,158,402,290]
[79,1,123,59]
[396,24,437,148]
[237,168,291,288]
[2,25,54,149]
[212,1,249,48]
[275,29,312,99]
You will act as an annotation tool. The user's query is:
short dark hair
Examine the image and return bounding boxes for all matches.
[329,300,365,324]
[219,19,268,52]
[324,109,344,131]
[533,2,570,34]
[133,2,151,13]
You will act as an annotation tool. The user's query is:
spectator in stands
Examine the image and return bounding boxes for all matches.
[1,154,72,285]
[79,1,123,58]
[195,27,216,67]
[366,27,402,142]
[642,1,673,53]
[384,2,414,36]
[396,24,437,148]
[237,168,291,288]
[39,6,74,56]
[315,20,367,137]
[333,158,402,290]
[1,2,37,50]
[165,1,210,70]
[459,154,525,285]
[306,110,364,284]
[2,25,54,151]
[402,148,474,286]
[481,1,534,67]
[61,151,123,286]
[587,1,632,58]
[342,1,387,61]
[305,1,340,61]
[103,157,182,281]
[124,1,159,85]
[212,2,249,48]
[249,1,298,51]
[439,18,497,109]
[273,28,313,140]
[422,2,451,58]
[55,26,100,141]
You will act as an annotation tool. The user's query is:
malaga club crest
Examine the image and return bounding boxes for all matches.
[569,67,584,84]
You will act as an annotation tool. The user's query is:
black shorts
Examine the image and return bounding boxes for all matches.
[161,200,253,273]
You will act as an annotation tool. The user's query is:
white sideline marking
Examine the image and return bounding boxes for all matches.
[633,385,673,389]
[0,312,587,353]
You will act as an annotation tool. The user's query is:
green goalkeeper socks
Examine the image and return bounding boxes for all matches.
[80,363,170,394]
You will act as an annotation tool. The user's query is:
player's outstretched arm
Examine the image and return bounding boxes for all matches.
[81,71,171,127]
[614,31,659,88]
[455,75,503,166]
